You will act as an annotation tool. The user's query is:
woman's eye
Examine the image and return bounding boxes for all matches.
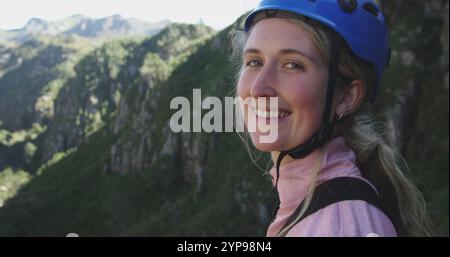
[284,62,304,70]
[245,59,262,68]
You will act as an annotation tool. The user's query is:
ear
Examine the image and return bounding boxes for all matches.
[335,79,365,116]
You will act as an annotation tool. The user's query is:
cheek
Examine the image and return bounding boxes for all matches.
[286,79,324,113]
[236,73,251,126]
[289,88,318,112]
[283,75,327,138]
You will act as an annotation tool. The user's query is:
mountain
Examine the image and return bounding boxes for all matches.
[0,36,93,171]
[0,37,92,129]
[64,14,171,39]
[0,14,171,42]
[0,18,274,236]
[0,23,213,171]
[36,23,215,167]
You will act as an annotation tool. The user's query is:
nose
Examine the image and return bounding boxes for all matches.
[250,62,278,99]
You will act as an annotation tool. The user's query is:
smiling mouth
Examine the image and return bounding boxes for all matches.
[250,106,292,120]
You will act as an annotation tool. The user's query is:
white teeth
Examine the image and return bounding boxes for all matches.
[253,107,290,119]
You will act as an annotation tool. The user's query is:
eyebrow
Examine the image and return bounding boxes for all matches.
[243,48,260,55]
[244,48,317,63]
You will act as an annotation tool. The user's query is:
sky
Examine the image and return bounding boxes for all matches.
[0,0,260,31]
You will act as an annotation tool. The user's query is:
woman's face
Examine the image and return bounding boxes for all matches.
[237,18,329,152]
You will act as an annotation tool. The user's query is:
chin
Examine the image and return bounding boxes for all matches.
[249,132,285,152]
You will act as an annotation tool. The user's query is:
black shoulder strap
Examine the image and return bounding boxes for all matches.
[279,177,393,234]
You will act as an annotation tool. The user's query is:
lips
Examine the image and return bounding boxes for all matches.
[249,103,292,120]
[253,108,291,119]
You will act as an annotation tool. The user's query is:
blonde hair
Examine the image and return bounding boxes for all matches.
[231,17,434,237]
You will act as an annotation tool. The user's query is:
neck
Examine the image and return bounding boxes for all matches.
[268,136,358,208]
[271,151,294,167]
[271,147,324,168]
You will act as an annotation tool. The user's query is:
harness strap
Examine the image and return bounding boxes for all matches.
[278,177,395,235]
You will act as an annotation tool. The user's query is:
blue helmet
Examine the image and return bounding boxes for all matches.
[244,0,391,102]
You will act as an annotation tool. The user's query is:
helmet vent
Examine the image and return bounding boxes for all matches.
[338,0,358,13]
[362,2,379,17]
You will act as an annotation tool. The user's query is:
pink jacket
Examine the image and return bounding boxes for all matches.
[266,137,397,237]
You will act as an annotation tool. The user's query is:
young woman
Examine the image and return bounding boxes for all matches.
[234,0,434,236]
